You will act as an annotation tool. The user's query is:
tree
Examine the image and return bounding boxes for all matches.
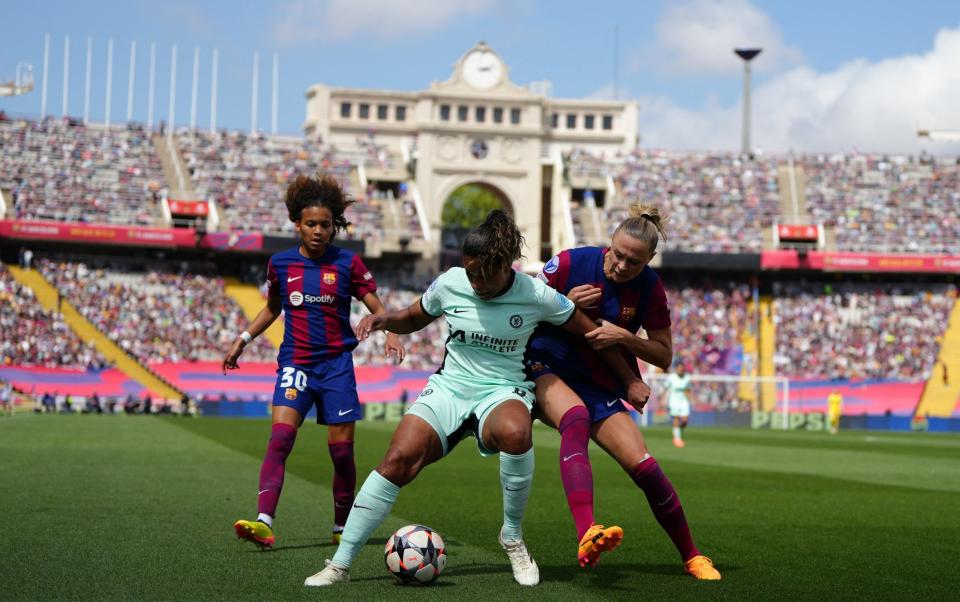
[441,184,503,231]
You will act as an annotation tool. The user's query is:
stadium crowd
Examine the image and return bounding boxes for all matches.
[0,263,108,369]
[178,130,383,239]
[350,286,446,371]
[37,259,276,365]
[801,153,960,255]
[773,282,955,380]
[613,150,781,253]
[0,118,165,226]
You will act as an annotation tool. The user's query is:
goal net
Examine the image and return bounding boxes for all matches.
[637,373,793,430]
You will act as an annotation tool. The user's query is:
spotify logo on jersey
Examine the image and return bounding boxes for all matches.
[289,291,304,306]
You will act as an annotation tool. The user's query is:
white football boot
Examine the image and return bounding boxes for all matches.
[498,527,540,586]
[304,559,350,587]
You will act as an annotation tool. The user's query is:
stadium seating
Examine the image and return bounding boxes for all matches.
[36,259,276,365]
[0,118,165,225]
[0,263,108,369]
[801,153,960,254]
[614,150,781,253]
[773,282,955,380]
[178,130,383,238]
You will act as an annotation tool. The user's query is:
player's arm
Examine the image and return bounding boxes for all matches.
[356,298,437,339]
[561,309,651,412]
[222,294,282,373]
[360,292,405,363]
[584,323,673,370]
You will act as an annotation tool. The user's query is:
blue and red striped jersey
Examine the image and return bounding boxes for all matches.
[266,245,377,366]
[529,246,671,392]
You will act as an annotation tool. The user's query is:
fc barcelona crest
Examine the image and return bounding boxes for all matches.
[284,388,298,400]
[621,307,636,321]
[322,272,337,285]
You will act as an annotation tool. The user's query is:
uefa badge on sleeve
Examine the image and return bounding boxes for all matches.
[285,388,298,400]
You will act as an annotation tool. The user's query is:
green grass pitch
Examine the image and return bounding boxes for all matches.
[2,414,958,600]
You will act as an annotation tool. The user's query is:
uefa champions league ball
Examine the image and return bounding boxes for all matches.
[384,524,447,585]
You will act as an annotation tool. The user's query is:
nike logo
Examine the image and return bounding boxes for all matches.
[452,308,468,314]
[658,492,675,506]
[338,409,352,416]
[562,452,583,462]
[606,399,620,407]
[287,276,302,282]
[353,503,372,510]
[258,489,271,495]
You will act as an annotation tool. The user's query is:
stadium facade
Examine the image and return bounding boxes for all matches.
[303,42,637,263]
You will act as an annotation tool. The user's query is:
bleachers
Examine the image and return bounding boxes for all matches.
[800,153,960,254]
[773,282,955,380]
[0,263,108,369]
[0,118,165,225]
[614,150,781,253]
[37,259,276,365]
[178,130,383,238]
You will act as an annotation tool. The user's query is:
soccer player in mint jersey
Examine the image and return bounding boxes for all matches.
[664,363,694,447]
[526,203,720,579]
[223,173,404,549]
[304,210,649,588]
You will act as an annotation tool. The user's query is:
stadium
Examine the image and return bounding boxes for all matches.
[2,4,959,600]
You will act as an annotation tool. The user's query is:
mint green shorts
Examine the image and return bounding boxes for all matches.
[405,373,534,457]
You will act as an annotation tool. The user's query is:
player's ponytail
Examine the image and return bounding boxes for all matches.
[284,172,355,239]
[614,203,667,252]
[462,209,524,278]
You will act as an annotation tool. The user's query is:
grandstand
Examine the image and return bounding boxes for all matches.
[1,42,958,428]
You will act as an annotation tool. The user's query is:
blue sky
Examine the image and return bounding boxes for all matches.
[2,0,959,152]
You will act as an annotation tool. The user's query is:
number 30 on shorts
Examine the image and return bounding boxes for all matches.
[279,367,308,391]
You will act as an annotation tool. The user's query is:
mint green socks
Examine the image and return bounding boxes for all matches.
[331,470,400,568]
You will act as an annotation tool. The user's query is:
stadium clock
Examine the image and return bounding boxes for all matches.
[462,49,503,90]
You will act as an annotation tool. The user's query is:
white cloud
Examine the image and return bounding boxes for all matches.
[647,0,802,75]
[637,27,960,154]
[273,0,500,45]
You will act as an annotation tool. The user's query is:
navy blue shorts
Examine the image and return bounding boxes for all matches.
[271,351,361,424]
[524,353,627,423]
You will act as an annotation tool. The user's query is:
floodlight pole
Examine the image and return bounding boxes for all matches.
[734,48,762,155]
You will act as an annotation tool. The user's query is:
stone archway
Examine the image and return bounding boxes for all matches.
[438,181,514,270]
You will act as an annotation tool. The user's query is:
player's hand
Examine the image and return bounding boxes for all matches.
[222,339,245,374]
[356,314,387,341]
[585,319,625,350]
[625,379,651,414]
[567,284,602,310]
[385,332,405,364]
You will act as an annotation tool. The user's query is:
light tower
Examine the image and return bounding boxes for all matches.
[734,48,762,155]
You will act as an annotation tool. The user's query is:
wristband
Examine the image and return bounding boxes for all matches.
[239,331,253,344]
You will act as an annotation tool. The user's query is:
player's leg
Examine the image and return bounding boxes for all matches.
[305,412,444,586]
[479,397,540,586]
[672,415,685,447]
[533,374,597,544]
[327,422,355,543]
[234,403,304,549]
[591,412,720,580]
[317,353,362,543]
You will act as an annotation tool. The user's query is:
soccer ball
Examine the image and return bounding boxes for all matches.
[384,524,447,585]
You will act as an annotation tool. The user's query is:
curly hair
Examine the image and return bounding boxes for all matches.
[461,209,524,278]
[284,172,355,238]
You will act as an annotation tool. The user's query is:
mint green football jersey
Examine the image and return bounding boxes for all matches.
[420,267,575,387]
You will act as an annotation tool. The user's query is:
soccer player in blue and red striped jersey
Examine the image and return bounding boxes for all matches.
[223,173,404,549]
[525,203,720,579]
